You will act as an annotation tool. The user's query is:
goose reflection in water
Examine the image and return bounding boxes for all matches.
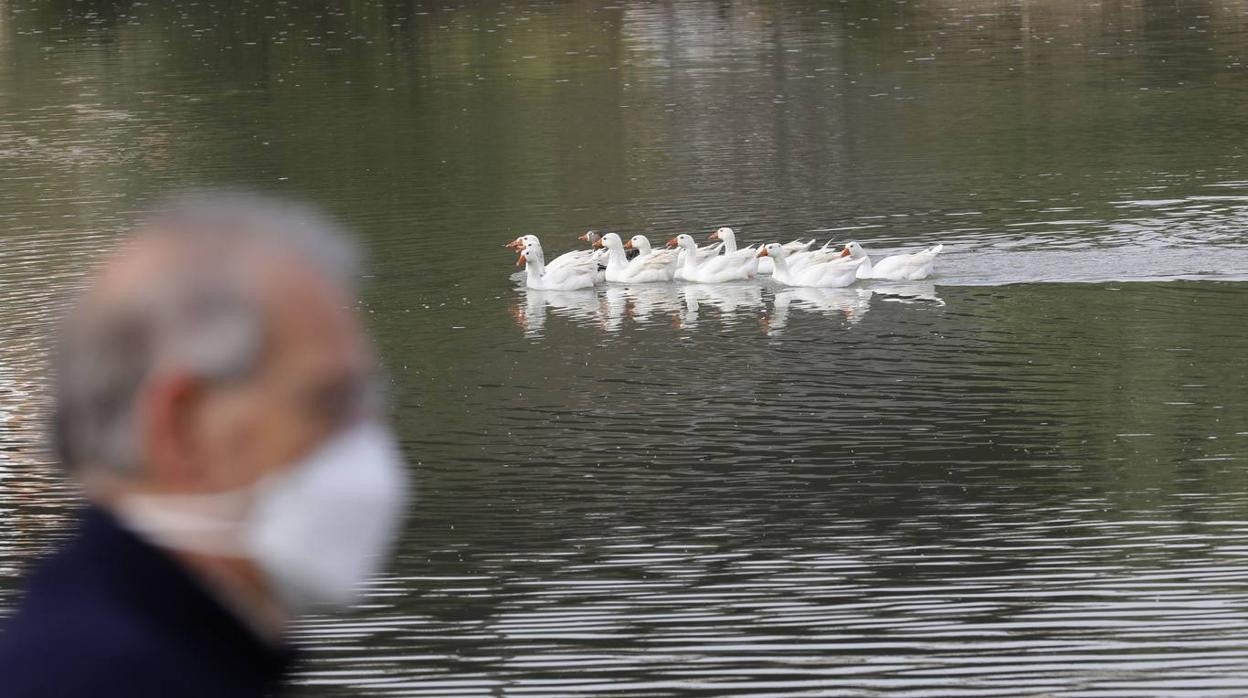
[603,284,686,332]
[678,283,764,329]
[764,287,875,335]
[510,288,603,337]
[512,281,940,337]
[871,281,945,306]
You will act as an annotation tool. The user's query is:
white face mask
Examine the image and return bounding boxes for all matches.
[116,422,410,613]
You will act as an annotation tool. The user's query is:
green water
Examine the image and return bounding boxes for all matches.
[2,1,1248,695]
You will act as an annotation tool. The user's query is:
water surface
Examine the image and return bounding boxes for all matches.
[2,1,1247,695]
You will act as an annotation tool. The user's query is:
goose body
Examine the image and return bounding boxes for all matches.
[516,243,598,290]
[677,241,723,269]
[667,234,757,283]
[783,243,858,274]
[624,235,680,281]
[595,233,678,283]
[506,234,598,273]
[842,241,944,281]
[758,238,817,275]
[706,227,760,279]
[757,243,864,288]
[581,230,639,261]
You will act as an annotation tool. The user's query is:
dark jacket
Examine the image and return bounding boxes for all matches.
[0,506,295,696]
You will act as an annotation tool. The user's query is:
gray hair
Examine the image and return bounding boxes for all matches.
[52,192,362,474]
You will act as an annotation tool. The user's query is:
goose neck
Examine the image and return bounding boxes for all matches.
[858,254,873,275]
[678,243,699,271]
[525,255,546,281]
[770,253,790,277]
[604,245,629,270]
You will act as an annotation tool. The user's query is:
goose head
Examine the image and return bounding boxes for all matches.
[578,230,602,245]
[593,232,624,250]
[625,235,653,254]
[842,241,866,259]
[517,244,541,267]
[708,226,736,244]
[665,234,697,251]
[757,243,787,259]
[505,234,541,251]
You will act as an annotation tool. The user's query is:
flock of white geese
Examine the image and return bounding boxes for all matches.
[505,228,943,291]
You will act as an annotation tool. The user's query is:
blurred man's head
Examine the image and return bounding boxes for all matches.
[51,193,408,630]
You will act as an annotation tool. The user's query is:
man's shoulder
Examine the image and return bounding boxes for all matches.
[0,599,209,697]
[0,509,296,697]
[0,527,166,658]
[0,514,270,697]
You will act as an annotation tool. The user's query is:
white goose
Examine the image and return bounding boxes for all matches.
[841,241,944,281]
[667,234,756,283]
[706,227,760,278]
[516,243,598,290]
[781,241,859,275]
[757,238,817,275]
[757,243,864,288]
[667,233,722,270]
[580,230,639,261]
[623,235,680,280]
[505,234,598,273]
[594,233,678,283]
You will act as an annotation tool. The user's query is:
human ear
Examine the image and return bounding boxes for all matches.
[136,372,207,489]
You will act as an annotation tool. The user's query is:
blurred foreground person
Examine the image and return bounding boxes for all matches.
[0,194,409,696]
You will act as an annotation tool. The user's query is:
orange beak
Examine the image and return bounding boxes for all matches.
[840,247,851,257]
[504,238,523,250]
[757,248,770,257]
[665,237,679,248]
[623,239,634,249]
[516,252,526,267]
[592,238,604,248]
[707,231,720,241]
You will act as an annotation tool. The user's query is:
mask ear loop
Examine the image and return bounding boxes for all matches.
[113,419,355,561]
[115,489,261,558]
